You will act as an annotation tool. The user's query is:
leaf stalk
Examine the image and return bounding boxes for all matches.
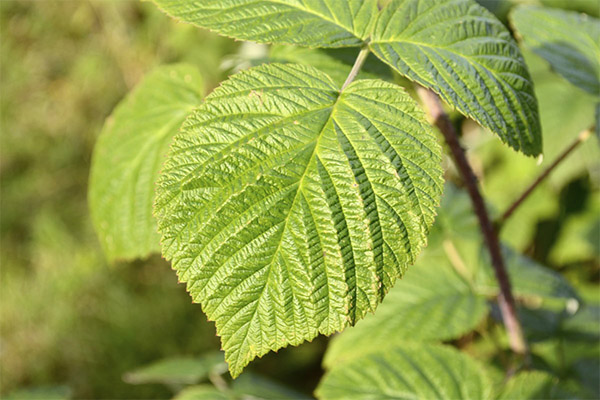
[341,45,370,91]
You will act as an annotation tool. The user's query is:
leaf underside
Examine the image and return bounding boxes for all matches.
[89,64,204,261]
[316,343,492,400]
[151,0,378,47]
[154,63,443,376]
[511,6,600,97]
[371,0,542,155]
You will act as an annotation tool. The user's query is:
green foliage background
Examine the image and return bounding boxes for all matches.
[1,0,598,399]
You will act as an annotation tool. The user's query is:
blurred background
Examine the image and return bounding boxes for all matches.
[1,1,598,399]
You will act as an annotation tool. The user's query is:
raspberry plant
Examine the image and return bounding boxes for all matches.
[89,1,599,398]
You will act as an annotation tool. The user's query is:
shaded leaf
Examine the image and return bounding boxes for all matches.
[317,343,491,400]
[173,386,232,400]
[499,371,577,400]
[231,373,311,400]
[323,248,487,368]
[511,6,600,96]
[370,0,542,155]
[123,353,225,385]
[89,64,204,261]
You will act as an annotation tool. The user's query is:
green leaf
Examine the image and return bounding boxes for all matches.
[231,373,311,400]
[123,353,225,385]
[477,246,580,305]
[511,6,600,97]
[316,343,492,400]
[154,63,443,377]
[89,64,204,261]
[173,386,232,400]
[370,0,542,155]
[499,371,575,400]
[151,0,378,48]
[4,386,71,400]
[323,248,487,368]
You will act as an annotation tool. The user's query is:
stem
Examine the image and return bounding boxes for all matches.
[497,128,592,228]
[341,45,370,91]
[417,87,528,358]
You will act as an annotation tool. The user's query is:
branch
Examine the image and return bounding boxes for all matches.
[417,87,528,358]
[497,128,592,228]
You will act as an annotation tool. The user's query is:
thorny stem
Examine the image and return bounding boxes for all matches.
[341,45,370,91]
[417,87,529,361]
[497,128,593,228]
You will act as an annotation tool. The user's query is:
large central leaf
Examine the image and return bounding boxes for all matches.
[155,63,443,376]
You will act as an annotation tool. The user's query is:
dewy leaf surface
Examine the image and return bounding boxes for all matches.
[154,63,443,377]
[370,0,542,155]
[89,64,204,261]
[511,6,600,97]
[317,343,492,400]
[151,0,378,48]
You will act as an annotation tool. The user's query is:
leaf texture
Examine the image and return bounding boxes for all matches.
[316,343,492,400]
[154,63,443,377]
[323,248,487,368]
[151,0,378,48]
[370,0,542,155]
[89,64,204,261]
[511,6,600,97]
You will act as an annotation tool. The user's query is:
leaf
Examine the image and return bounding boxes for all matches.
[477,246,580,306]
[4,386,71,400]
[323,248,487,368]
[173,386,232,400]
[89,64,204,261]
[511,6,600,97]
[154,63,443,377]
[151,0,378,48]
[123,353,225,385]
[499,371,575,400]
[316,343,492,400]
[231,373,311,400]
[370,0,542,155]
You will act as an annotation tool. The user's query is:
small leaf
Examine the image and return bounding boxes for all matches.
[123,353,225,385]
[511,6,600,97]
[323,248,487,368]
[231,373,311,400]
[151,0,378,48]
[370,0,542,155]
[155,63,443,377]
[173,386,232,400]
[89,64,204,261]
[317,343,492,400]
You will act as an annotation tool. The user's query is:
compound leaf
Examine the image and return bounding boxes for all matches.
[89,64,204,261]
[151,0,378,48]
[511,6,600,97]
[317,343,492,400]
[370,0,542,155]
[154,63,443,377]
